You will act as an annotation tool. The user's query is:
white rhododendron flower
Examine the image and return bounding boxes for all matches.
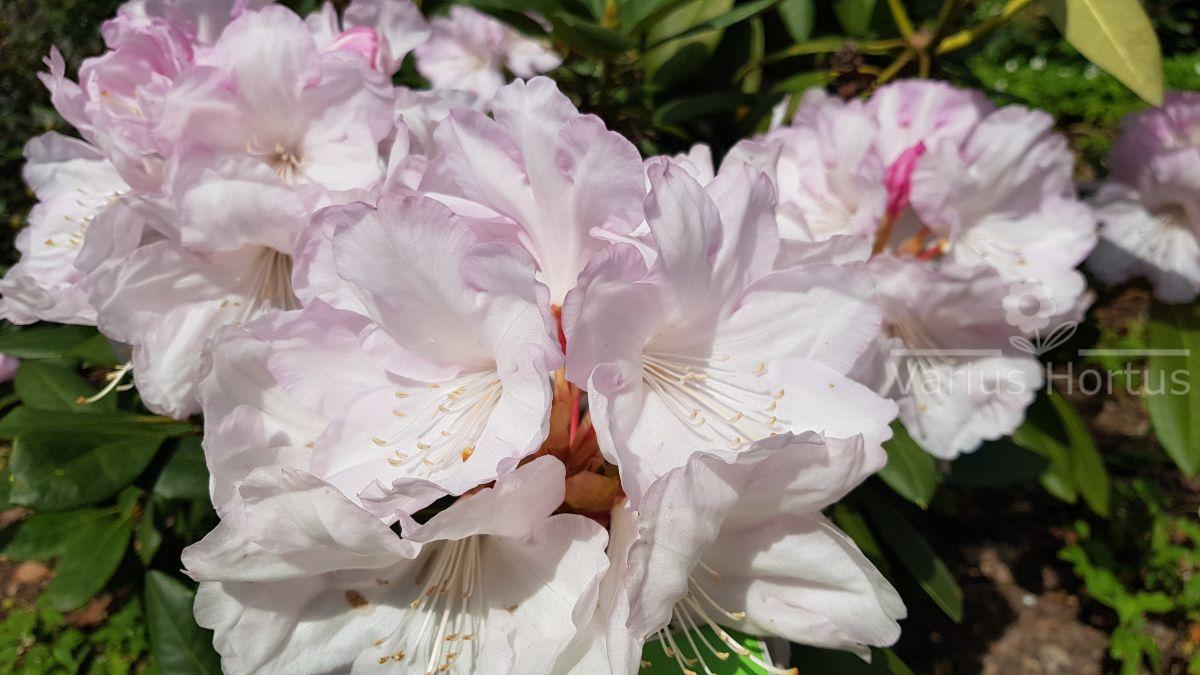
[1087,92,1200,303]
[728,79,1096,458]
[8,1,1126,669]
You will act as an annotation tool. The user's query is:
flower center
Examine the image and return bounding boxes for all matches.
[225,247,299,323]
[375,370,503,475]
[247,140,306,183]
[373,537,484,671]
[641,351,784,450]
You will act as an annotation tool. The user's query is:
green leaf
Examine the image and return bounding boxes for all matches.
[831,503,890,575]
[945,439,1049,487]
[654,91,750,125]
[771,70,830,94]
[860,486,963,622]
[1012,417,1078,503]
[792,645,914,674]
[646,0,783,49]
[1145,301,1200,476]
[144,571,222,675]
[833,0,878,36]
[154,437,211,503]
[551,14,634,57]
[45,504,134,610]
[640,625,773,673]
[643,0,733,88]
[1043,0,1164,105]
[0,325,97,359]
[777,0,814,41]
[621,0,694,35]
[7,432,164,511]
[137,498,162,566]
[68,334,121,368]
[0,508,114,561]
[1046,387,1110,517]
[0,406,194,440]
[15,361,114,413]
[878,422,940,508]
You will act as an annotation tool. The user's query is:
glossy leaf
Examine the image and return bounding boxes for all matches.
[644,0,733,88]
[145,571,222,675]
[879,422,940,508]
[7,431,163,511]
[646,0,783,49]
[860,486,963,622]
[1044,0,1163,105]
[15,360,114,412]
[777,0,814,41]
[0,508,114,561]
[154,437,211,503]
[0,325,97,359]
[793,645,914,674]
[0,406,194,440]
[1145,301,1200,477]
[45,491,138,611]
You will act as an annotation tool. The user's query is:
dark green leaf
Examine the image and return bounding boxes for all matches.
[145,571,222,675]
[0,508,114,561]
[777,0,814,41]
[68,334,122,368]
[552,14,634,57]
[945,439,1049,487]
[137,498,162,566]
[1145,301,1200,476]
[860,486,963,622]
[0,406,195,440]
[646,0,783,49]
[15,360,113,413]
[654,91,750,124]
[831,503,890,575]
[641,624,772,673]
[621,0,696,35]
[7,432,163,511]
[1047,387,1109,517]
[833,0,878,36]
[46,506,134,610]
[0,325,97,359]
[878,422,940,508]
[154,437,211,503]
[792,645,914,674]
[642,0,732,88]
[1012,416,1079,503]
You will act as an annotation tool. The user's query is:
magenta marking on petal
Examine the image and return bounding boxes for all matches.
[884,141,926,218]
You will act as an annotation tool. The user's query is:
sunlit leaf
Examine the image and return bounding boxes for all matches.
[1044,0,1163,105]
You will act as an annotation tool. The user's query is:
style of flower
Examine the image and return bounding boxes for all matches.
[1087,92,1200,303]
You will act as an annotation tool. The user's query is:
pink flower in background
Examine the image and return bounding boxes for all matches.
[565,158,896,503]
[1088,92,1200,303]
[0,355,19,383]
[305,0,430,75]
[183,456,608,674]
[415,6,561,102]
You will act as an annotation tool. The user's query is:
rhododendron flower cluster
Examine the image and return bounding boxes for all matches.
[724,80,1097,459]
[3,1,1119,673]
[1087,92,1200,304]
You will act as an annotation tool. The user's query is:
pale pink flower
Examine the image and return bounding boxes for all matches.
[273,195,563,516]
[422,77,645,305]
[0,355,19,383]
[88,4,395,418]
[183,456,608,674]
[415,6,560,102]
[854,257,1043,459]
[1087,92,1200,303]
[624,433,904,669]
[565,158,896,503]
[0,134,132,325]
